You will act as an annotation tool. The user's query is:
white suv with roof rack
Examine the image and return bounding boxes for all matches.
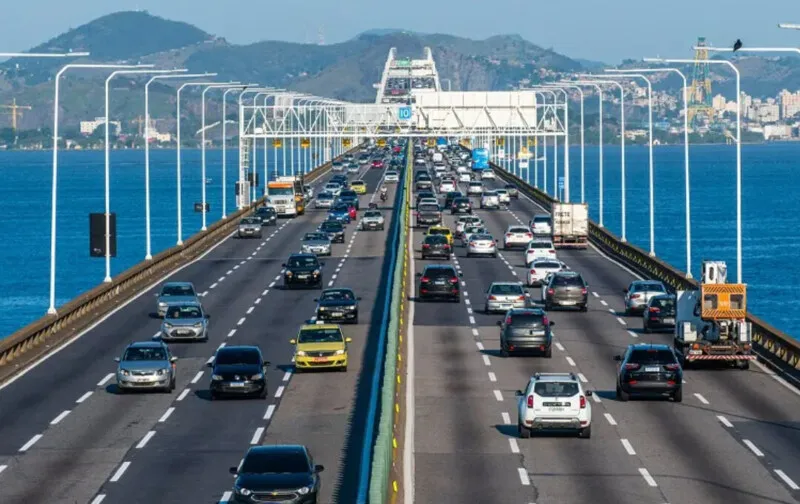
[515,372,592,439]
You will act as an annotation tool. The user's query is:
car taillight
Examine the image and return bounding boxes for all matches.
[530,269,536,275]
[525,233,533,239]
[517,295,525,301]
[547,288,554,295]
[581,287,587,295]
[450,277,459,284]
[631,294,641,299]
[649,306,660,313]
[490,241,496,246]
[549,249,555,253]
[506,233,512,238]
[527,395,534,408]
[579,396,586,409]
[420,276,430,283]
[422,244,430,249]
[505,315,513,325]
[664,363,680,371]
[624,363,640,370]
[542,316,549,326]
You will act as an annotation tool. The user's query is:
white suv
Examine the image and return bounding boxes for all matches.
[525,240,557,265]
[516,372,592,439]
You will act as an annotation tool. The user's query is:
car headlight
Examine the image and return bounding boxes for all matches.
[318,306,326,311]
[193,322,203,328]
[346,305,356,310]
[163,323,173,329]
[286,271,293,276]
[334,350,345,355]
[250,373,263,380]
[158,302,167,308]
[298,485,312,495]
[120,369,130,376]
[157,368,167,375]
[235,486,252,496]
[313,270,320,275]
[211,374,223,381]
[296,350,307,356]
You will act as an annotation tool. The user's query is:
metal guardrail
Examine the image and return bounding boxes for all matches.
[0,147,363,384]
[488,160,800,377]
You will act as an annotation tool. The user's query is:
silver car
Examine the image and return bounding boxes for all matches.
[496,189,511,205]
[238,217,263,238]
[361,210,385,231]
[455,215,483,237]
[160,302,209,342]
[301,232,333,256]
[480,191,500,209]
[115,341,177,393]
[484,282,530,314]
[315,192,335,208]
[460,225,488,247]
[385,171,400,183]
[466,233,497,258]
[155,281,199,317]
[624,280,667,315]
[324,182,342,196]
[347,162,360,173]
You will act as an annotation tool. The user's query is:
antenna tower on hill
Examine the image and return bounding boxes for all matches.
[318,26,325,45]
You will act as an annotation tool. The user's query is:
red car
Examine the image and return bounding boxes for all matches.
[393,145,402,153]
[372,160,384,169]
[347,205,357,220]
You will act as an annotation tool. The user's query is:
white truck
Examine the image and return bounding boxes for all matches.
[551,203,588,249]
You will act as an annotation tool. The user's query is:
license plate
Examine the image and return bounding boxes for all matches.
[331,312,343,317]
[297,275,308,279]
[229,382,245,388]
[177,330,192,335]
[645,366,660,372]
[435,280,446,285]
[548,407,564,412]
[313,357,329,362]
[560,301,576,306]
[664,318,675,324]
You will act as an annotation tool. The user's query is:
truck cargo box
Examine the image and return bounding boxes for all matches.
[551,203,588,248]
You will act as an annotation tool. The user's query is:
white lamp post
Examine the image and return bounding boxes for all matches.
[644,57,742,283]
[536,86,571,202]
[605,67,693,277]
[221,85,256,219]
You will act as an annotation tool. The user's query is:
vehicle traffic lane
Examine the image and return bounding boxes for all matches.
[91,178,394,504]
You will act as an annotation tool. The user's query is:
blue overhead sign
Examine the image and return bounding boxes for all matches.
[398,106,412,120]
[558,177,565,189]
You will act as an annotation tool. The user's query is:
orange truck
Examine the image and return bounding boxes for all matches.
[267,176,306,216]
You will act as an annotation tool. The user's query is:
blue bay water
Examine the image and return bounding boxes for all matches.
[0,147,306,338]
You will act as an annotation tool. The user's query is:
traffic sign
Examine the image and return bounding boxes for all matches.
[558,177,565,189]
[495,138,505,146]
[398,106,412,120]
[528,138,537,147]
[342,138,352,147]
[272,139,282,148]
[377,138,387,147]
[426,138,435,147]
[301,138,310,148]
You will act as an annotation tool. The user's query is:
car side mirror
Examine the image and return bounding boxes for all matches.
[496,320,502,327]
[586,390,593,397]
[313,298,319,303]
[153,293,159,297]
[416,272,422,277]
[114,357,120,363]
[514,390,523,397]
[282,263,287,268]
[229,467,238,475]
[290,339,297,344]
[205,314,210,320]
[458,272,463,277]
[345,337,353,343]
[549,321,555,326]
[357,297,362,301]
[315,464,325,473]
[264,361,271,367]
[613,355,622,361]
[206,361,214,367]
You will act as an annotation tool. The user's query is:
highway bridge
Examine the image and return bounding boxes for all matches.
[0,47,799,504]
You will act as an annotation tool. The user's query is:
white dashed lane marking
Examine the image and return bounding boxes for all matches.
[493,390,503,401]
[191,371,204,384]
[177,388,191,401]
[604,413,617,426]
[97,373,114,387]
[621,438,637,455]
[136,430,156,449]
[50,410,70,425]
[76,391,93,403]
[742,440,764,457]
[501,412,511,424]
[264,405,276,420]
[693,393,710,405]
[717,415,733,428]
[19,434,42,452]
[109,461,131,482]
[158,407,175,423]
[616,317,627,326]
[482,355,491,366]
[638,468,658,487]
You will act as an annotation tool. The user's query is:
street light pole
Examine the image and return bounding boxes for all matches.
[645,57,742,283]
[221,85,255,219]
[538,86,571,202]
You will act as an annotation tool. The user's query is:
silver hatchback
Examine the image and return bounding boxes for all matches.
[484,282,530,314]
[115,341,177,393]
[301,232,333,256]
[624,280,667,315]
[160,302,209,342]
[237,217,263,238]
[466,233,497,258]
[155,281,199,317]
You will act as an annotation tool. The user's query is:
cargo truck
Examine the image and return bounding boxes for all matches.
[550,203,588,248]
[267,176,306,216]
[674,260,754,369]
[471,148,489,173]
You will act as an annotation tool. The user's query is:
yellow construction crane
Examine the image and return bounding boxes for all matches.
[0,98,31,132]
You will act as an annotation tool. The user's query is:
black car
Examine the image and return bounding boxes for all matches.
[643,294,676,333]
[415,179,433,191]
[450,197,472,214]
[318,220,345,243]
[314,288,361,324]
[229,445,323,504]
[497,308,554,357]
[339,189,360,210]
[421,234,451,260]
[415,202,442,227]
[417,264,462,302]
[254,206,277,226]
[444,191,463,208]
[615,343,683,402]
[331,175,348,186]
[415,190,436,206]
[208,345,269,399]
[283,253,324,289]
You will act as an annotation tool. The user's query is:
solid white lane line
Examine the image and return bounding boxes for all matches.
[621,438,636,455]
[50,410,71,425]
[476,342,484,351]
[639,468,657,487]
[604,413,617,426]
[627,330,638,338]
[251,427,265,445]
[158,407,175,423]
[488,372,497,382]
[264,404,276,420]
[191,371,204,384]
[237,317,246,326]
[742,439,764,457]
[76,391,93,403]
[227,329,237,338]
[109,461,131,482]
[518,468,531,486]
[177,388,191,401]
[282,372,292,382]
[616,317,627,326]
[246,306,254,314]
[600,300,608,306]
[774,469,800,491]
[136,430,156,449]
[97,373,114,387]
[717,415,734,428]
[501,412,511,425]
[482,355,491,366]
[275,386,285,398]
[493,389,503,401]
[592,291,599,297]
[555,342,565,351]
[577,373,588,383]
[508,438,520,454]
[90,495,106,504]
[693,393,710,405]
[19,434,43,452]
[566,356,576,367]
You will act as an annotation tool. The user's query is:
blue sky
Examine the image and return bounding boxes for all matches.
[1,0,798,63]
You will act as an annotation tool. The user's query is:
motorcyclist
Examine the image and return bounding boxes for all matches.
[380,185,388,201]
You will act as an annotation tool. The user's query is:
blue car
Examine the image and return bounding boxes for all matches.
[328,204,351,224]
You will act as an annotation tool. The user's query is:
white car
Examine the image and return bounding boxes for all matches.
[385,171,399,183]
[480,170,496,180]
[439,180,456,193]
[525,240,557,265]
[324,183,342,197]
[467,181,484,196]
[495,189,510,205]
[331,162,345,172]
[455,215,483,236]
[458,172,471,183]
[466,233,497,258]
[503,225,534,249]
[530,214,552,235]
[460,225,488,246]
[315,192,335,209]
[415,157,427,165]
[527,259,566,287]
[516,372,592,439]
[433,164,447,176]
[456,165,469,174]
[480,191,500,209]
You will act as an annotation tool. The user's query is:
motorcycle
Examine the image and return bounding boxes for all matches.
[380,191,388,202]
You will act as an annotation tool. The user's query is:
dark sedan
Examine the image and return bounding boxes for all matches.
[444,191,463,208]
[283,253,324,289]
[314,288,361,324]
[643,294,676,333]
[318,220,345,243]
[339,190,360,210]
[450,197,472,214]
[229,445,323,504]
[421,234,451,260]
[417,264,462,302]
[208,345,269,399]
[254,206,277,226]
[615,343,683,402]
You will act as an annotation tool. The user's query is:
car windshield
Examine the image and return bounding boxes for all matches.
[496,190,507,194]
[426,267,456,278]
[166,305,202,319]
[123,347,167,362]
[240,218,259,225]
[490,284,524,295]
[652,297,676,311]
[298,327,345,343]
[160,284,194,297]
[419,204,439,212]
[533,261,561,269]
[469,182,482,187]
[534,382,579,398]
[215,349,261,366]
[528,242,552,249]
[509,227,529,233]
[303,233,327,241]
[352,181,365,186]
[321,289,355,301]
[240,450,311,474]
[332,205,349,212]
[465,226,483,234]
[288,257,319,268]
[341,190,357,198]
[425,235,448,244]
[629,348,677,365]
[552,275,583,287]
[387,172,398,176]
[325,184,340,189]
[484,191,497,196]
[534,216,551,223]
[472,234,493,241]
[365,211,382,218]
[509,313,544,326]
[429,228,450,236]
[633,283,666,293]
[318,193,333,200]
[321,222,343,231]
[454,198,469,204]
[255,208,274,215]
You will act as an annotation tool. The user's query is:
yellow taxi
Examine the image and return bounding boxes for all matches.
[351,180,368,195]
[290,324,352,372]
[426,225,453,246]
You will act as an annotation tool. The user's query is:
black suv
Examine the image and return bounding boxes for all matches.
[254,206,277,226]
[229,445,323,503]
[497,308,555,357]
[417,264,462,302]
[450,197,472,214]
[314,287,361,324]
[318,220,345,243]
[283,253,324,289]
[339,189,360,210]
[643,294,676,333]
[421,234,451,260]
[208,345,270,399]
[444,191,463,208]
[614,343,683,402]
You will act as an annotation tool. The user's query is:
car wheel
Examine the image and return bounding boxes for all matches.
[624,307,631,316]
[340,366,348,372]
[643,324,651,333]
[210,391,218,401]
[672,387,683,402]
[421,254,427,260]
[259,387,268,399]
[451,296,460,303]
[170,378,176,391]
[518,423,531,439]
[544,346,552,358]
[617,384,629,402]
[580,304,588,312]
[352,317,359,325]
[579,424,592,439]
[500,346,509,358]
[466,253,471,258]
[544,302,552,311]
[484,305,490,314]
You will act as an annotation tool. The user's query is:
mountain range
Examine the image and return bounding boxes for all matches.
[1,11,799,133]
